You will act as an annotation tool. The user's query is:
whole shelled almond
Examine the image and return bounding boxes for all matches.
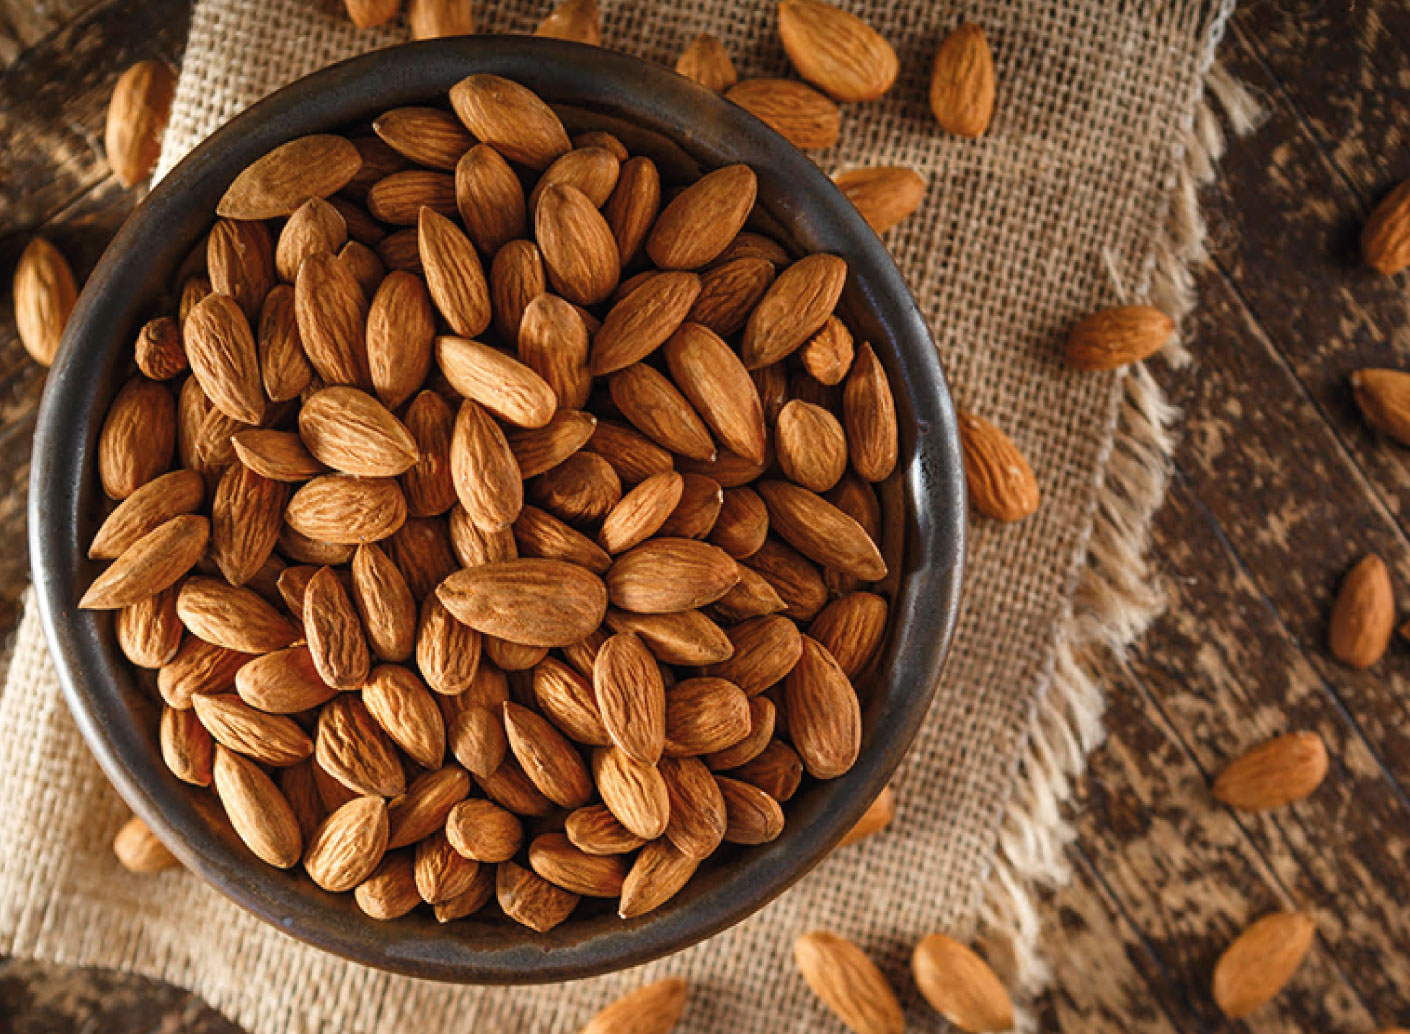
[367,271,436,411]
[741,253,847,370]
[1066,304,1173,371]
[718,775,785,843]
[373,106,474,170]
[731,739,803,801]
[218,135,363,220]
[497,859,580,932]
[212,465,287,584]
[184,293,265,424]
[609,364,717,461]
[504,701,594,808]
[676,33,738,93]
[415,831,482,904]
[532,147,621,211]
[659,755,727,859]
[725,79,841,151]
[794,931,903,1034]
[275,197,347,283]
[757,481,886,581]
[387,766,471,849]
[809,592,888,679]
[447,798,524,862]
[79,514,209,610]
[177,577,298,653]
[257,286,312,402]
[119,587,184,669]
[784,635,861,779]
[230,429,324,482]
[664,322,768,463]
[690,257,776,339]
[439,558,607,647]
[593,631,668,764]
[364,664,446,768]
[303,796,389,892]
[285,475,408,545]
[534,0,601,44]
[930,23,996,138]
[351,542,417,662]
[1363,177,1410,275]
[603,155,662,266]
[211,745,302,868]
[135,316,187,381]
[1211,912,1315,1018]
[590,271,702,375]
[456,144,528,256]
[449,74,571,171]
[528,832,626,897]
[593,746,670,839]
[1351,368,1410,445]
[433,865,497,921]
[607,538,739,613]
[304,566,371,689]
[491,239,547,345]
[536,183,621,306]
[419,207,493,338]
[833,166,926,234]
[299,386,419,477]
[369,170,457,225]
[777,0,898,102]
[294,252,372,389]
[911,933,1014,1032]
[565,804,645,855]
[645,165,757,271]
[1213,731,1329,811]
[1328,553,1394,668]
[112,815,179,873]
[744,538,827,620]
[580,978,688,1034]
[234,646,337,714]
[957,410,1038,522]
[355,852,421,919]
[407,0,475,38]
[105,60,175,188]
[618,839,698,918]
[89,469,204,559]
[605,608,733,666]
[157,638,254,710]
[704,696,774,770]
[317,695,406,797]
[776,400,847,492]
[664,678,751,757]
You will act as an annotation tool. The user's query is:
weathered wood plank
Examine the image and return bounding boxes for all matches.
[0,0,104,68]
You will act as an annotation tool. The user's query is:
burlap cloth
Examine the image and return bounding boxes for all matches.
[0,0,1244,1030]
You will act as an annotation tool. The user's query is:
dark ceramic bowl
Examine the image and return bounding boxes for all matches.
[30,37,965,983]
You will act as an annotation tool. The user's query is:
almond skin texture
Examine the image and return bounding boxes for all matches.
[777,0,898,102]
[285,475,407,545]
[176,577,298,653]
[372,106,474,170]
[1328,554,1394,668]
[294,251,372,389]
[89,469,204,559]
[776,400,848,492]
[303,566,371,690]
[794,931,904,1034]
[218,135,363,220]
[605,608,733,666]
[1351,368,1410,445]
[676,34,738,92]
[1213,732,1329,811]
[536,184,621,306]
[299,386,418,476]
[646,165,758,271]
[608,538,740,613]
[503,701,593,808]
[497,860,580,932]
[316,696,406,798]
[664,677,751,757]
[586,420,674,486]
[531,147,621,211]
[930,23,996,138]
[599,472,685,554]
[438,558,608,647]
[407,0,475,38]
[211,745,302,869]
[610,363,717,462]
[958,410,1038,522]
[184,293,265,424]
[234,647,336,714]
[580,978,689,1034]
[841,342,898,483]
[519,292,592,410]
[492,239,547,345]
[725,79,841,151]
[13,237,77,366]
[534,658,612,747]
[593,747,671,840]
[911,933,1015,1032]
[449,75,570,172]
[744,538,827,621]
[363,664,446,769]
[741,253,847,370]
[1066,304,1174,370]
[351,543,417,661]
[834,166,926,234]
[105,60,176,187]
[718,775,785,843]
[664,322,768,464]
[732,739,804,801]
[603,155,662,265]
[212,466,287,584]
[230,430,324,482]
[527,834,627,898]
[120,588,184,669]
[534,0,601,45]
[456,145,529,256]
[367,271,436,410]
[565,804,645,855]
[368,169,457,224]
[1363,177,1410,275]
[593,631,668,765]
[809,592,888,679]
[1211,912,1315,1019]
[660,755,727,858]
[354,853,421,919]
[449,399,524,532]
[419,207,493,338]
[785,635,862,779]
[437,335,557,429]
[618,839,698,918]
[303,796,389,892]
[690,256,776,338]
[591,272,702,375]
[757,481,887,581]
[447,798,524,862]
[275,197,347,283]
[80,514,209,610]
[136,316,186,381]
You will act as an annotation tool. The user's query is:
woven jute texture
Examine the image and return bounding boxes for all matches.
[0,1,1234,1030]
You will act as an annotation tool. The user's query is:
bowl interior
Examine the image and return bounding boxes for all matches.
[30,37,965,983]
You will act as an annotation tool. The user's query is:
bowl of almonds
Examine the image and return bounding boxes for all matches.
[31,37,965,981]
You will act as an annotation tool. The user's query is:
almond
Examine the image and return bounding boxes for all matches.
[659,755,727,859]
[285,474,407,544]
[741,253,846,370]
[1067,304,1174,370]
[957,409,1038,522]
[911,933,1012,1032]
[585,420,674,486]
[663,677,751,757]
[304,796,388,892]
[1213,731,1329,811]
[565,804,645,855]
[719,775,785,843]
[230,429,324,481]
[317,695,406,797]
[809,592,888,678]
[79,514,209,610]
[211,745,302,868]
[374,228,420,272]
[294,251,372,389]
[491,239,547,344]
[448,504,518,567]
[455,144,529,256]
[705,695,775,770]
[590,271,702,375]
[833,166,925,234]
[689,257,776,339]
[449,74,570,171]
[757,480,886,581]
[368,169,457,224]
[354,852,421,919]
[112,815,179,873]
[504,701,593,808]
[387,765,471,849]
[1212,912,1315,1018]
[332,194,390,244]
[418,207,492,337]
[448,705,508,777]
[676,34,738,92]
[838,784,894,848]
[646,165,757,270]
[299,386,418,476]
[210,462,283,586]
[604,609,733,666]
[505,409,597,478]
[184,293,266,423]
[592,746,670,840]
[534,658,611,746]
[118,587,185,668]
[135,316,187,381]
[531,147,620,211]
[706,487,769,559]
[534,0,600,44]
[218,135,362,220]
[706,614,802,695]
[775,400,847,492]
[104,59,175,188]
[607,538,740,613]
[1351,368,1410,444]
[276,523,354,569]
[446,798,524,862]
[179,274,213,329]
[610,363,716,461]
[536,183,621,305]
[799,315,854,386]
[438,335,557,429]
[438,558,608,647]
[394,394,456,518]
[603,156,662,266]
[663,322,767,463]
[234,646,337,713]
[273,198,347,283]
[725,79,841,150]
[519,292,592,410]
[373,106,473,170]
[176,576,298,653]
[751,361,789,423]
[448,398,524,532]
[930,23,996,138]
[364,664,447,768]
[415,831,482,903]
[497,860,580,932]
[89,469,204,559]
[573,131,628,161]
[1363,178,1410,274]
[730,739,803,800]
[778,0,897,102]
[345,0,399,28]
[340,238,386,297]
[366,270,435,410]
[528,833,627,897]
[280,761,329,837]
[513,504,611,574]
[304,565,371,689]
[1329,553,1394,668]
[407,0,475,38]
[389,516,458,596]
[598,472,686,554]
[794,931,903,1034]
[433,866,497,921]
[618,839,698,918]
[659,470,725,536]
[785,635,861,778]
[417,594,484,695]
[350,543,417,662]
[257,285,313,403]
[589,630,668,765]
[743,538,826,620]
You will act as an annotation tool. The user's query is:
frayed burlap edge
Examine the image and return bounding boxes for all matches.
[972,55,1264,1026]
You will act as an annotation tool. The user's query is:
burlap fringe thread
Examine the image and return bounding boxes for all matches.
[975,58,1263,1027]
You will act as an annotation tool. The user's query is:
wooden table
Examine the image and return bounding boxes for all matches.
[3,0,1408,1029]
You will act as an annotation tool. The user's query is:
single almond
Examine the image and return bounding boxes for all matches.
[389,516,459,596]
[536,183,621,306]
[176,576,298,653]
[590,271,702,375]
[112,814,179,873]
[448,398,524,532]
[528,833,627,898]
[160,701,215,785]
[438,334,556,429]
[304,796,389,892]
[1212,912,1315,1018]
[419,207,493,337]
[664,677,751,757]
[743,538,826,620]
[741,253,847,369]
[230,429,324,481]
[449,74,571,171]
[317,695,406,797]
[534,657,611,746]
[604,608,733,666]
[573,131,628,160]
[210,462,286,585]
[364,664,446,769]
[598,472,685,554]
[706,614,802,695]
[446,798,524,862]
[294,251,372,389]
[757,480,886,581]
[708,487,770,559]
[1363,178,1410,275]
[211,745,302,868]
[775,400,847,492]
[134,316,187,381]
[367,169,457,224]
[374,229,420,273]
[80,514,209,610]
[354,852,421,919]
[438,558,608,647]
[608,538,740,613]
[350,542,417,661]
[795,931,903,1034]
[842,342,899,483]
[337,238,385,297]
[585,419,675,486]
[731,739,804,800]
[448,704,508,778]
[156,638,255,710]
[530,452,624,526]
[417,594,484,695]
[299,386,418,476]
[930,23,996,138]
[387,765,472,849]
[912,933,1013,1032]
[718,775,785,843]
[285,474,407,544]
[1329,553,1395,667]
[304,565,371,689]
[373,106,474,170]
[105,59,175,187]
[1212,731,1329,811]
[646,164,757,270]
[89,469,204,559]
[785,635,862,778]
[367,270,436,410]
[534,0,601,43]
[618,839,698,918]
[833,166,925,234]
[591,631,667,765]
[778,0,898,102]
[456,144,529,256]
[659,755,727,859]
[603,155,662,266]
[513,504,611,574]
[491,238,547,344]
[118,587,184,669]
[725,79,841,150]
[415,830,482,904]
[399,391,458,518]
[564,804,645,855]
[676,33,738,92]
[184,293,266,423]
[688,256,776,338]
[1066,304,1174,370]
[654,472,722,538]
[610,363,716,461]
[13,237,77,366]
[433,867,497,921]
[407,0,475,38]
[809,592,888,679]
[496,860,580,932]
[504,701,594,808]
[1351,368,1410,444]
[505,409,597,478]
[663,322,767,463]
[274,197,347,283]
[234,646,337,713]
[801,315,854,385]
[705,695,775,770]
[531,147,620,211]
[592,746,671,839]
[218,135,362,220]
[257,285,313,403]
[519,292,592,410]
[448,503,519,567]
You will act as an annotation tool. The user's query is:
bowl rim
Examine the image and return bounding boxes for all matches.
[30,36,966,984]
